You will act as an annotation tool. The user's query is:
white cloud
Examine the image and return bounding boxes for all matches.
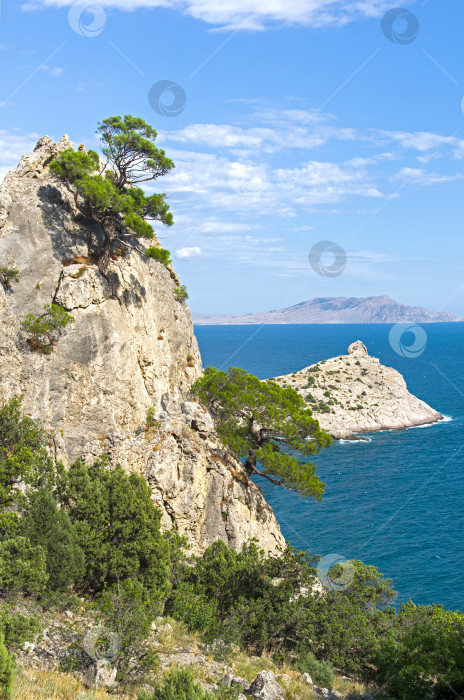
[162,112,464,167]
[199,219,258,233]
[21,1,43,9]
[40,65,64,77]
[160,112,367,157]
[160,121,327,154]
[162,147,385,219]
[23,0,412,31]
[391,167,463,186]
[162,124,275,150]
[0,130,39,183]
[157,110,464,278]
[176,245,202,258]
[159,115,464,224]
[161,113,464,166]
[377,129,464,161]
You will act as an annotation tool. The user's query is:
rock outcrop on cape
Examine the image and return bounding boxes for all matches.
[0,136,284,554]
[272,341,442,439]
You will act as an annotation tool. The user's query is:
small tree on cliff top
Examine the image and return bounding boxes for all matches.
[193,367,332,498]
[50,115,174,271]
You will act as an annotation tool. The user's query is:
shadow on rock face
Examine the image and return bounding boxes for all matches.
[37,184,103,261]
[37,185,147,307]
[119,273,147,306]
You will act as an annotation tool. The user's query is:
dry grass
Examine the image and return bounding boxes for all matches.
[229,654,319,699]
[12,613,378,699]
[61,255,98,267]
[231,650,276,682]
[12,667,134,699]
[230,651,376,699]
[334,675,375,695]
[283,678,318,699]
[156,617,201,653]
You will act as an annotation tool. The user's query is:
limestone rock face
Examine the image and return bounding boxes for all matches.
[245,670,284,699]
[84,660,117,688]
[347,340,367,356]
[273,342,442,439]
[0,136,284,555]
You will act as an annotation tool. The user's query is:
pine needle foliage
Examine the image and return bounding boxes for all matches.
[20,304,74,354]
[0,396,53,509]
[193,367,332,498]
[50,115,174,271]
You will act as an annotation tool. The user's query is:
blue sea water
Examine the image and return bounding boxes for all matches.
[194,323,464,611]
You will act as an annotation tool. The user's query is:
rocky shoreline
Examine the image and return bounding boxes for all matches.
[272,340,442,440]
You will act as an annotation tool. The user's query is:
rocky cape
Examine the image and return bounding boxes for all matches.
[192,295,463,325]
[271,340,442,439]
[0,136,284,555]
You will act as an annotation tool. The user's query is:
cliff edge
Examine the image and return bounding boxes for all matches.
[0,136,284,554]
[272,340,442,439]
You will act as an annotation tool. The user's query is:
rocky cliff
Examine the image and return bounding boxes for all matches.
[0,136,284,554]
[272,340,442,439]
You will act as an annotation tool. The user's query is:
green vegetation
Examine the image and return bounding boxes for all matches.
[193,366,331,498]
[166,541,399,679]
[146,406,160,429]
[96,579,159,683]
[145,247,172,266]
[376,603,464,699]
[0,395,462,698]
[0,632,14,700]
[50,115,174,271]
[294,654,334,690]
[0,536,48,594]
[139,667,215,699]
[56,457,171,596]
[174,285,189,302]
[0,395,53,509]
[20,303,74,354]
[0,267,19,290]
[19,488,85,591]
[0,606,41,652]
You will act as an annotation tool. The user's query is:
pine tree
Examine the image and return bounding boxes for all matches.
[20,489,85,591]
[50,115,174,271]
[0,632,14,700]
[193,367,332,498]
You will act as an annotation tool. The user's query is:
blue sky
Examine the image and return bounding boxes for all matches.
[1,0,463,314]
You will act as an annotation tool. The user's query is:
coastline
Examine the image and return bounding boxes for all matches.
[271,340,442,440]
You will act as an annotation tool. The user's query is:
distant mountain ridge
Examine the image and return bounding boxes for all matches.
[192,296,463,325]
